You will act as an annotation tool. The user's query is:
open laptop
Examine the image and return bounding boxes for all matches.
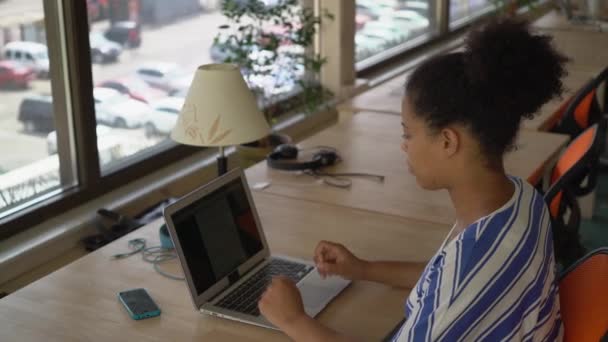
[163,168,350,329]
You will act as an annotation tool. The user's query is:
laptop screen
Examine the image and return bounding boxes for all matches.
[170,177,264,296]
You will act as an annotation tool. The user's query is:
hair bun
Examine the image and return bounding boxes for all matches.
[464,18,568,119]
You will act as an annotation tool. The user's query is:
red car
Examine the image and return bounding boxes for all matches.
[97,77,166,103]
[0,61,35,88]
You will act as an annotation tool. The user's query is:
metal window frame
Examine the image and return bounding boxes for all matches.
[0,0,198,240]
[0,0,330,241]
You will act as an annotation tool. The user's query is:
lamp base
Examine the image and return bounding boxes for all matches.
[217,154,228,176]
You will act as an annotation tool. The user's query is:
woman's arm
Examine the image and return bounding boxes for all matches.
[314,241,426,288]
[259,277,357,341]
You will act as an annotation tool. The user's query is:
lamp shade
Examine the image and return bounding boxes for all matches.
[171,64,270,147]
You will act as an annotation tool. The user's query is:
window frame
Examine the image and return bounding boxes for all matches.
[0,0,324,241]
[0,0,199,240]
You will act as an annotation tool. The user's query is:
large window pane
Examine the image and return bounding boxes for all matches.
[86,0,225,173]
[88,0,307,174]
[450,0,493,28]
[355,0,435,62]
[0,1,76,218]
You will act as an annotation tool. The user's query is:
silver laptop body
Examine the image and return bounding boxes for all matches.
[163,168,350,329]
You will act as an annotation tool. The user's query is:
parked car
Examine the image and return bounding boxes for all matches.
[150,96,184,115]
[3,41,50,78]
[385,10,430,31]
[0,61,35,88]
[355,34,386,54]
[93,87,150,128]
[18,94,54,133]
[143,109,179,137]
[359,22,410,43]
[47,124,112,155]
[97,77,166,103]
[104,21,141,48]
[89,32,122,63]
[135,62,191,93]
[401,0,430,15]
[356,0,393,20]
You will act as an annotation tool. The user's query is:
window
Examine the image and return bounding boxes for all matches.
[87,0,228,174]
[355,0,437,63]
[450,0,494,28]
[0,1,76,223]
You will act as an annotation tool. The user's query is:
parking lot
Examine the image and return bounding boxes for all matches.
[0,5,227,173]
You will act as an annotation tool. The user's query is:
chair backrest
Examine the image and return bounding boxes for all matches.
[559,247,608,342]
[545,184,583,266]
[549,121,605,198]
[544,122,604,265]
[553,67,608,138]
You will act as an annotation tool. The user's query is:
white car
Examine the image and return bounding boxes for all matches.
[385,10,430,31]
[98,99,152,129]
[3,41,50,78]
[135,62,192,93]
[47,125,112,155]
[143,109,178,137]
[359,26,409,45]
[362,21,410,41]
[143,97,185,136]
[93,87,151,128]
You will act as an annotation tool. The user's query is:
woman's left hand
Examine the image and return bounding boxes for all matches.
[259,276,308,329]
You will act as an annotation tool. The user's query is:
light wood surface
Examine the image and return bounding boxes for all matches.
[532,9,608,32]
[246,112,569,224]
[0,192,450,341]
[522,68,598,131]
[544,29,608,73]
[337,58,600,133]
[338,75,407,115]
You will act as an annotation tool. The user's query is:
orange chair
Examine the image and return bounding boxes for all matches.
[544,121,606,265]
[559,247,608,342]
[552,67,607,139]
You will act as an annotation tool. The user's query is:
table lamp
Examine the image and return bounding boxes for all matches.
[171,64,270,176]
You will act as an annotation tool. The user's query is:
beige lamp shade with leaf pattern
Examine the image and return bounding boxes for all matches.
[171,64,270,147]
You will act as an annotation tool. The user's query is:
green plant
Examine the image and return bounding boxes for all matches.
[215,0,334,125]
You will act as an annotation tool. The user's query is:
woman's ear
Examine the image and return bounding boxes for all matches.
[440,127,460,158]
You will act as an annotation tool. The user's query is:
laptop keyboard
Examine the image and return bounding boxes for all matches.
[216,259,313,317]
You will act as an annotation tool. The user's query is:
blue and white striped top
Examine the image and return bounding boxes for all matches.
[395,177,563,342]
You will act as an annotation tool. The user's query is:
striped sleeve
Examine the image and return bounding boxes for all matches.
[396,177,563,342]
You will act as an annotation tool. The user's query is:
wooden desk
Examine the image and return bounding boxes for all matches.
[532,10,608,32]
[0,192,450,341]
[246,112,569,225]
[338,75,406,115]
[544,29,608,73]
[523,68,598,131]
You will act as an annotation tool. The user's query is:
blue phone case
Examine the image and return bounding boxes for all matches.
[118,288,161,320]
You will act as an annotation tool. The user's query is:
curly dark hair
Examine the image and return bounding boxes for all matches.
[405,18,569,162]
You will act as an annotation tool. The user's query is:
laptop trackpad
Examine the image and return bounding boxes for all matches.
[298,270,350,317]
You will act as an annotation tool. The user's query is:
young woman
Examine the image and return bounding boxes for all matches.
[258,18,567,342]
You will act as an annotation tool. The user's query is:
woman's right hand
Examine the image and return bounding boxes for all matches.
[313,241,368,281]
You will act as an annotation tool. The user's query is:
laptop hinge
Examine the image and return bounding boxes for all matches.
[227,270,240,285]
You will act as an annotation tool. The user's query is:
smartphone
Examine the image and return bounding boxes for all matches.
[118,288,161,320]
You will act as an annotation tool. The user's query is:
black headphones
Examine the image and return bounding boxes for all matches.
[266,144,340,171]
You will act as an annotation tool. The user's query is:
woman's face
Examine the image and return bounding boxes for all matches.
[400,96,450,190]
